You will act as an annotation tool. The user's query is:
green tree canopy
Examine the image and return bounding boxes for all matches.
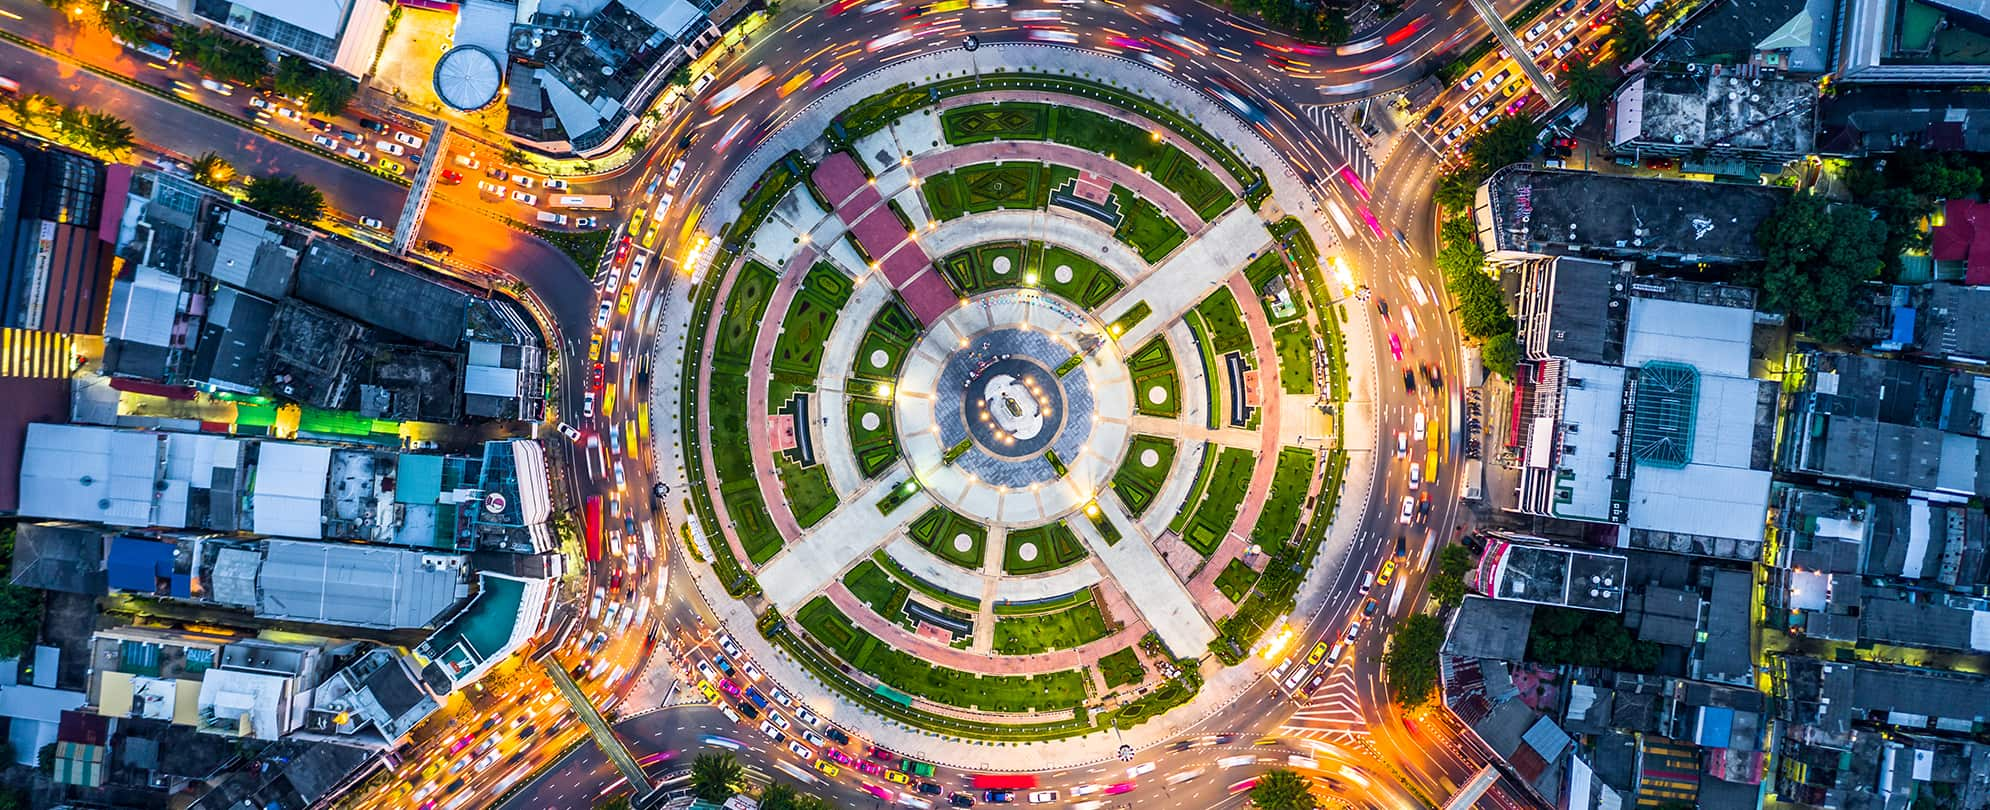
[172,26,266,85]
[273,56,358,115]
[243,173,325,224]
[1610,13,1651,60]
[1527,606,1662,671]
[1749,194,1887,343]
[1563,60,1612,107]
[0,528,43,661]
[1383,613,1446,706]
[691,752,742,804]
[1480,332,1521,380]
[1251,768,1318,810]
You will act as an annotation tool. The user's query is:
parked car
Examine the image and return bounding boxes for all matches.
[394,131,425,148]
[375,140,406,156]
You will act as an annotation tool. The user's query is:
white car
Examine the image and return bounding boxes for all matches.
[474,751,499,771]
[198,78,233,95]
[545,178,570,191]
[1466,91,1485,108]
[769,712,791,731]
[1461,69,1483,88]
[1560,18,1579,36]
[1408,463,1421,489]
[557,422,582,442]
[1395,431,1408,457]
[275,106,301,121]
[375,140,406,156]
[759,721,782,741]
[511,173,537,188]
[311,133,337,149]
[786,741,813,760]
[583,390,596,418]
[1400,496,1414,524]
[343,147,370,163]
[1552,41,1575,59]
[1414,411,1427,441]
[742,661,763,681]
[796,707,820,726]
[666,159,687,187]
[801,730,827,746]
[1028,791,1060,804]
[770,689,794,707]
[1526,20,1549,40]
[358,216,384,230]
[576,216,599,228]
[394,131,425,148]
[477,180,506,197]
[719,634,742,657]
[511,190,538,206]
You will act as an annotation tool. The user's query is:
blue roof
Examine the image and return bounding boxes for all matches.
[1697,705,1735,747]
[1890,306,1916,347]
[105,537,187,596]
[396,454,444,505]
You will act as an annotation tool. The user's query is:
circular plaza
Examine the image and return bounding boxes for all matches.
[662,46,1364,756]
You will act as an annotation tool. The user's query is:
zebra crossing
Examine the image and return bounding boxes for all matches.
[0,328,75,379]
[1279,663,1368,744]
[1302,105,1379,186]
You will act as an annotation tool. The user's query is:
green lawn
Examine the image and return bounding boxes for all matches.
[1109,301,1152,339]
[847,395,899,480]
[1111,186,1187,264]
[852,297,920,384]
[1110,434,1177,516]
[875,551,983,612]
[1194,286,1254,356]
[1214,558,1260,604]
[1168,443,1218,534]
[937,241,1125,311]
[1035,244,1124,309]
[907,507,988,569]
[941,103,1238,221]
[771,263,855,384]
[1177,446,1256,556]
[993,598,1111,655]
[1125,336,1181,418]
[1272,323,1316,395]
[721,478,785,565]
[845,559,909,620]
[1099,647,1145,689]
[922,162,1075,220]
[776,456,839,528]
[1251,446,1318,550]
[941,102,1052,143]
[713,261,779,364]
[1243,253,1307,326]
[1004,522,1089,575]
[797,596,1091,712]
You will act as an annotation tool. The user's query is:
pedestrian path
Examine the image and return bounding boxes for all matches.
[1101,207,1271,349]
[1279,663,1368,745]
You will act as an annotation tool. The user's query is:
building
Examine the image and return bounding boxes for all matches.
[1780,352,1990,495]
[1608,64,1818,169]
[1648,0,1835,74]
[1817,88,1990,156]
[1475,536,1630,613]
[413,571,554,689]
[1832,0,1990,84]
[124,0,392,76]
[0,131,116,335]
[494,0,717,153]
[1510,259,1777,561]
[1474,166,1792,266]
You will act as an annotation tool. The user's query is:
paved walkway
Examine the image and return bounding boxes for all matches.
[759,465,929,610]
[933,91,1248,196]
[916,209,1147,286]
[743,247,821,553]
[812,279,894,496]
[825,581,1138,677]
[1073,495,1218,656]
[1103,207,1272,348]
[910,141,1208,233]
[691,258,762,571]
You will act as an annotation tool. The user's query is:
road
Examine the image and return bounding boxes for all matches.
[0,0,1584,806]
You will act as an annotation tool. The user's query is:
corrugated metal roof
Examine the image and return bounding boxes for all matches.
[256,540,463,629]
[252,443,330,539]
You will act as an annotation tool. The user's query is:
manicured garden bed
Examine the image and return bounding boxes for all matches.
[845,559,910,620]
[1194,286,1254,356]
[796,596,1091,712]
[1110,434,1176,516]
[1004,521,1089,575]
[875,551,983,612]
[941,102,1237,221]
[1214,558,1259,605]
[847,395,900,479]
[922,162,1075,220]
[1272,323,1316,395]
[1111,186,1187,264]
[908,507,988,570]
[1176,446,1256,556]
[1125,337,1181,419]
[993,597,1111,655]
[721,478,785,565]
[852,297,920,384]
[936,240,1125,310]
[771,263,855,384]
[1251,446,1318,549]
[1099,647,1146,689]
[776,456,839,529]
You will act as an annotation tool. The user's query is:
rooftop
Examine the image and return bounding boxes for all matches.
[1443,596,1538,660]
[1516,257,1628,365]
[1476,166,1791,264]
[256,540,466,630]
[1818,89,1990,154]
[1485,539,1629,612]
[1784,352,1990,493]
[295,242,469,349]
[1700,569,1756,684]
[414,572,554,687]
[1610,66,1818,156]
[1930,204,1990,287]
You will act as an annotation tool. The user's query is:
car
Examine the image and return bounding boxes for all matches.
[801,730,826,747]
[1552,41,1575,59]
[825,727,851,745]
[1526,20,1550,40]
[1446,124,1466,142]
[742,661,763,681]
[310,133,338,149]
[787,741,814,759]
[1388,332,1404,362]
[510,173,537,188]
[759,721,782,741]
[815,760,840,777]
[358,216,384,230]
[1363,597,1379,616]
[1344,620,1362,642]
[1461,69,1484,88]
[576,216,599,228]
[718,634,742,657]
[1400,495,1415,524]
[1027,791,1059,803]
[609,332,622,362]
[983,790,1014,803]
[585,632,609,653]
[1414,410,1427,441]
[950,795,976,808]
[343,147,370,162]
[438,169,463,185]
[1396,431,1409,457]
[454,154,482,170]
[1466,91,1486,108]
[1396,535,1410,557]
[375,140,406,156]
[1561,17,1579,35]
[378,158,405,175]
[582,391,596,417]
[1530,40,1550,57]
[735,700,760,719]
[919,782,944,795]
[545,178,569,191]
[770,688,794,707]
[822,747,851,764]
[886,769,911,784]
[1378,559,1398,587]
[394,131,426,148]
[557,422,582,442]
[857,760,883,775]
[596,301,613,328]
[1404,370,1418,392]
[666,159,688,187]
[477,180,505,197]
[512,190,538,206]
[796,707,820,726]
[306,117,332,131]
[769,712,791,731]
[486,166,508,180]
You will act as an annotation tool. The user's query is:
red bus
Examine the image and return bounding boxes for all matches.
[583,496,604,562]
[971,774,1038,790]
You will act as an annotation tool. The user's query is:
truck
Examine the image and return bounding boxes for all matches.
[555,194,615,210]
[536,211,569,225]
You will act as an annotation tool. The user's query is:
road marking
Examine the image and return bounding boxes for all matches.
[1300,105,1377,185]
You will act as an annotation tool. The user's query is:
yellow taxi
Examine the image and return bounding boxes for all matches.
[641,219,663,249]
[815,760,840,778]
[1305,641,1329,667]
[629,205,647,231]
[1377,559,1398,588]
[885,769,910,784]
[617,283,635,315]
[589,334,603,362]
[698,682,722,704]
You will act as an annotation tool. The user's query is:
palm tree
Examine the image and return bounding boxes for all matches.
[1563,61,1613,108]
[93,3,153,44]
[7,93,57,127]
[79,111,135,157]
[690,752,742,804]
[1251,768,1318,810]
[190,152,236,189]
[243,173,325,224]
[759,783,800,810]
[50,106,86,146]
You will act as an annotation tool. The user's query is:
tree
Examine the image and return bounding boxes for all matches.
[1563,60,1612,107]
[173,25,266,85]
[191,152,237,190]
[1251,768,1317,809]
[93,3,154,45]
[1383,613,1446,706]
[7,93,57,127]
[1466,116,1539,178]
[0,527,43,661]
[1609,13,1651,61]
[243,173,325,224]
[690,752,742,803]
[0,786,24,810]
[1480,332,1521,380]
[273,56,357,115]
[761,783,835,810]
[1527,607,1661,671]
[1749,194,1887,343]
[1428,545,1474,609]
[1433,171,1477,212]
[77,111,135,157]
[1429,568,1468,608]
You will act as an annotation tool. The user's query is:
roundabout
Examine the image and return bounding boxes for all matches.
[656,41,1375,765]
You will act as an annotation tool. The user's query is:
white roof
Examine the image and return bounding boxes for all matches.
[195,668,288,740]
[232,0,349,38]
[1623,298,1754,378]
[464,364,520,397]
[1626,463,1771,541]
[1555,363,1628,523]
[252,443,331,539]
[105,265,183,347]
[1686,374,1763,469]
[18,424,215,528]
[435,46,502,111]
[621,0,707,38]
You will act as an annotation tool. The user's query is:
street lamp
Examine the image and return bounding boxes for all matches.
[963,35,980,87]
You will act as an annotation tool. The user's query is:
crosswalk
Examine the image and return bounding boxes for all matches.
[1279,663,1367,745]
[1302,105,1378,186]
[0,328,74,379]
